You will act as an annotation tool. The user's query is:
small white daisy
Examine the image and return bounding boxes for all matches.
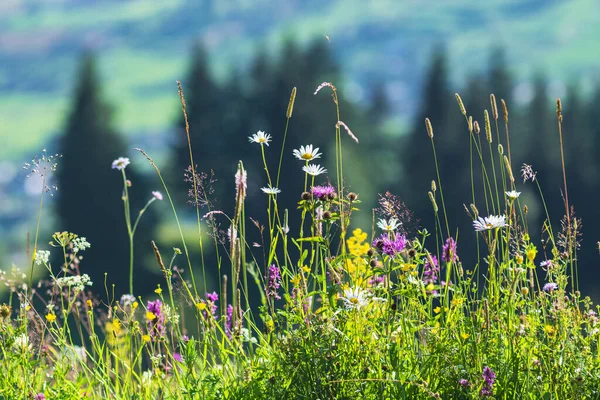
[473,215,508,231]
[112,157,130,170]
[505,190,521,200]
[248,130,271,146]
[293,145,322,161]
[261,185,281,195]
[377,217,400,232]
[339,286,370,310]
[302,164,327,176]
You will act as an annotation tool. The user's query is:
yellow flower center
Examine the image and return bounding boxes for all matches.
[301,153,312,160]
[349,297,359,304]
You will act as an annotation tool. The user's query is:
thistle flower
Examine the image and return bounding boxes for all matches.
[248,130,271,146]
[377,218,400,232]
[339,286,369,310]
[311,185,336,201]
[112,157,130,170]
[302,164,327,176]
[505,190,521,200]
[266,264,282,301]
[152,191,163,201]
[442,237,458,262]
[293,145,321,161]
[373,233,407,257]
[473,215,507,231]
[459,379,470,388]
[261,185,281,195]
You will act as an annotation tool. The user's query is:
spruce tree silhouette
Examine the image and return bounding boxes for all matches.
[56,52,158,298]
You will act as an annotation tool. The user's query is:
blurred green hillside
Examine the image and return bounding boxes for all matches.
[2,0,600,160]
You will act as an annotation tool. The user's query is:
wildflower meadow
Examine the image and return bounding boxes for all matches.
[1,82,599,400]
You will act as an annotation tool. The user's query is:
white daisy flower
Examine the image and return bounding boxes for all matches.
[473,215,508,231]
[377,217,400,232]
[505,190,521,200]
[302,164,327,176]
[293,145,322,161]
[339,286,370,310]
[248,130,271,146]
[112,157,130,170]
[261,185,281,195]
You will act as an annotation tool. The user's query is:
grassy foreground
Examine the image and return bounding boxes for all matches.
[1,85,599,399]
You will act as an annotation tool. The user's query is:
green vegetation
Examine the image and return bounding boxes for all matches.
[1,75,599,398]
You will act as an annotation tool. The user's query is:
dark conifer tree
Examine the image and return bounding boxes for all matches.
[56,52,158,297]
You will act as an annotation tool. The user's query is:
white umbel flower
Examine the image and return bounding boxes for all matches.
[505,190,521,200]
[377,218,400,232]
[473,215,508,231]
[261,185,281,195]
[339,286,370,310]
[293,145,322,161]
[248,130,271,146]
[302,164,327,176]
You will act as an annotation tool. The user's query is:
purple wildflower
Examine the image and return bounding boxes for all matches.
[204,291,219,317]
[34,394,45,400]
[182,335,189,342]
[481,366,496,396]
[423,255,439,285]
[459,379,469,388]
[373,233,407,257]
[172,352,183,363]
[152,191,163,201]
[369,275,385,287]
[442,237,458,262]
[311,185,336,201]
[225,304,241,338]
[147,300,165,339]
[266,264,282,301]
[543,282,559,292]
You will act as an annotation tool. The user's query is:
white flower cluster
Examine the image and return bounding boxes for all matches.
[13,333,32,352]
[72,237,91,253]
[35,250,51,265]
[55,274,93,292]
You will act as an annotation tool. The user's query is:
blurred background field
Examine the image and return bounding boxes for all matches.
[2,0,600,299]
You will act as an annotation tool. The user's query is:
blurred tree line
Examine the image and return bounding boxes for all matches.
[55,41,600,299]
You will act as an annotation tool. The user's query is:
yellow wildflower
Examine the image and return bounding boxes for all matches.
[142,334,151,343]
[133,301,139,309]
[196,302,206,311]
[544,325,556,335]
[46,313,56,323]
[461,332,470,339]
[146,311,156,321]
[526,245,537,263]
[515,255,524,265]
[86,299,93,308]
[112,319,121,334]
[154,286,162,295]
[433,306,442,314]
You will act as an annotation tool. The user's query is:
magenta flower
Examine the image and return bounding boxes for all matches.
[147,300,165,339]
[172,352,183,363]
[442,237,458,262]
[373,233,407,257]
[311,185,336,201]
[481,366,496,396]
[266,264,282,301]
[34,394,45,400]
